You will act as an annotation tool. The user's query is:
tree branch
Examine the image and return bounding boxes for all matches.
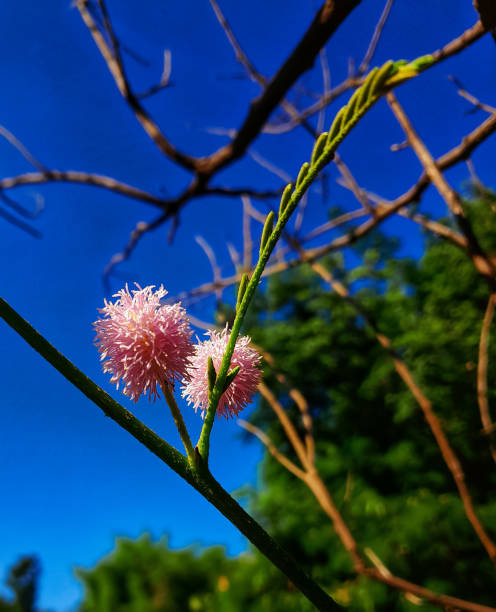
[387,91,496,288]
[76,0,197,171]
[478,293,496,464]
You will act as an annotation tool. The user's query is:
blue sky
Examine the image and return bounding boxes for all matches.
[1,1,495,609]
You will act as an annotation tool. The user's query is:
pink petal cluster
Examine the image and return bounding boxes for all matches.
[94,284,194,402]
[182,327,262,419]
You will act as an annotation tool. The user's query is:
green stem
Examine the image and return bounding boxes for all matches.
[0,296,341,611]
[197,57,431,461]
[160,381,195,464]
[196,126,343,461]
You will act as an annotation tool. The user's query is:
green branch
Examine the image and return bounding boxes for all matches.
[0,296,341,611]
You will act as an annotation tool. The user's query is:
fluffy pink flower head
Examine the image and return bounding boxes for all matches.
[182,327,262,419]
[94,284,194,402]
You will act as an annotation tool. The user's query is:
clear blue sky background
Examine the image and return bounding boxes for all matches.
[1,1,495,609]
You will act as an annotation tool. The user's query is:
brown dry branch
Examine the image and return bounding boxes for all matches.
[0,125,47,173]
[181,109,496,304]
[136,49,172,99]
[386,91,496,287]
[76,0,197,172]
[333,152,376,216]
[253,345,315,463]
[0,205,41,239]
[242,196,254,272]
[208,0,266,90]
[195,236,223,303]
[74,0,360,278]
[0,191,43,221]
[473,0,496,32]
[257,382,310,470]
[0,170,173,209]
[238,418,306,480]
[316,47,331,134]
[449,76,496,115]
[266,0,396,135]
[478,293,496,464]
[336,177,469,250]
[204,186,282,200]
[357,0,395,74]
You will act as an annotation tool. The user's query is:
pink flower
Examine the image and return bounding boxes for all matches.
[182,327,262,419]
[94,284,194,402]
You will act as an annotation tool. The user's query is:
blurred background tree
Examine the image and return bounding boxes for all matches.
[0,557,41,612]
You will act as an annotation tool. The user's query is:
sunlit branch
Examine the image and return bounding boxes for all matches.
[387,91,496,288]
[478,293,496,464]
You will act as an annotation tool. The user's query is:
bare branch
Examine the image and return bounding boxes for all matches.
[337,179,468,249]
[258,382,311,470]
[103,211,169,288]
[241,196,254,272]
[254,344,315,463]
[357,0,395,74]
[333,153,375,215]
[449,75,496,115]
[387,91,496,286]
[0,191,44,220]
[136,50,172,99]
[316,47,331,134]
[195,236,223,302]
[0,203,41,238]
[248,347,495,610]
[0,125,47,172]
[0,170,172,209]
[76,0,197,171]
[208,0,265,89]
[238,419,307,480]
[183,109,496,303]
[473,0,496,32]
[204,185,282,200]
[478,293,496,464]
[249,149,293,183]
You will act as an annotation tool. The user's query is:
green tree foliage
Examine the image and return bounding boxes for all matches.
[76,534,313,611]
[77,192,496,610]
